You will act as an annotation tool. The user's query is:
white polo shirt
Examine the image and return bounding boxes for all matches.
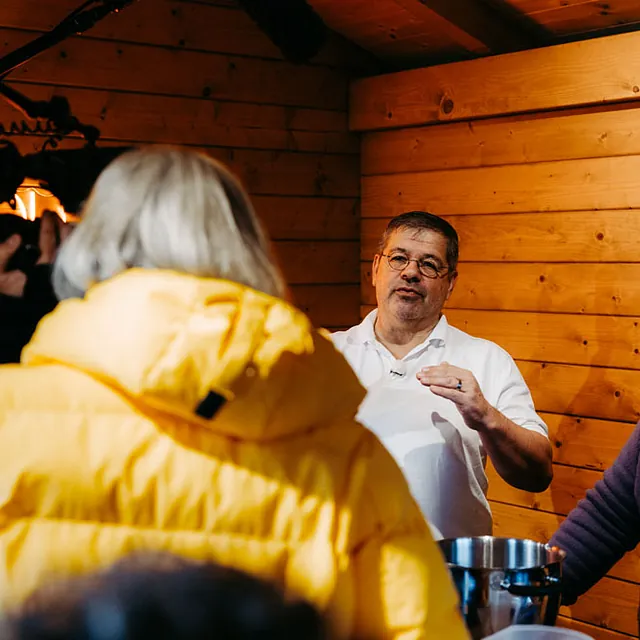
[332,311,548,540]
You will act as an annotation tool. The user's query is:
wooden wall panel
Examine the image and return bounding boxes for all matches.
[0,0,373,69]
[276,241,359,285]
[541,413,635,471]
[255,198,358,241]
[353,36,640,635]
[362,104,640,175]
[350,31,640,130]
[487,464,601,516]
[518,360,640,423]
[562,579,639,638]
[1,29,348,110]
[0,85,357,154]
[362,261,640,316]
[557,617,633,640]
[290,285,360,328]
[509,0,640,37]
[0,0,363,330]
[490,501,640,584]
[362,155,640,217]
[432,309,640,370]
[362,212,640,262]
[206,149,359,197]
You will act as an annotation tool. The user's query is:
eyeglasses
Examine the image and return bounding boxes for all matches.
[381,253,450,279]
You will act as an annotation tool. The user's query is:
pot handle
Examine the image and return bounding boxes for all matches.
[500,576,562,597]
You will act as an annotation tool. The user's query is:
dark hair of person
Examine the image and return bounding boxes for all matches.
[379,211,459,273]
[9,553,328,640]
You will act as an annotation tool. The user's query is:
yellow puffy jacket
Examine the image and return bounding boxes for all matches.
[0,270,467,640]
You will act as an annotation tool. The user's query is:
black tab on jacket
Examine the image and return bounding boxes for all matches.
[195,391,226,420]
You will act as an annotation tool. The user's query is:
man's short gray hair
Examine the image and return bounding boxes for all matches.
[378,211,459,273]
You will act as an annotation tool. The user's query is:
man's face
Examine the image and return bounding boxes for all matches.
[372,228,457,324]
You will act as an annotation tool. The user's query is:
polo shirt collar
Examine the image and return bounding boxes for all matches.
[352,309,449,355]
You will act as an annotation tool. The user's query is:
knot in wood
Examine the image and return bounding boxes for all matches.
[441,97,454,115]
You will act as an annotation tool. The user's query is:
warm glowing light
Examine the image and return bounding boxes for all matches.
[27,189,36,221]
[1,183,71,223]
[14,195,28,220]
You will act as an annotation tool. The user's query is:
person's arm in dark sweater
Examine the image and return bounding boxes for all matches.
[23,264,57,314]
[0,266,58,364]
[549,423,640,605]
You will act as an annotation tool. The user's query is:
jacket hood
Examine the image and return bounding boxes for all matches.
[23,269,365,441]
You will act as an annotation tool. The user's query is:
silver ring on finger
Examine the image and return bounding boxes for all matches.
[456,378,463,391]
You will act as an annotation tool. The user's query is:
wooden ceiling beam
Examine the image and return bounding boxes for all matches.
[393,0,548,54]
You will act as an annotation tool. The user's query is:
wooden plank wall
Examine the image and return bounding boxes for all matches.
[352,32,640,640]
[0,0,369,330]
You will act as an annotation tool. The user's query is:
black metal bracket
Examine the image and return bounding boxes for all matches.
[0,0,137,145]
[0,0,137,79]
[0,84,100,147]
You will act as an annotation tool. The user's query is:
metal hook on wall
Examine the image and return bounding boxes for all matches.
[0,0,138,147]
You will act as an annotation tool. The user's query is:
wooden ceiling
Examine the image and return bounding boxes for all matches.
[307,0,640,68]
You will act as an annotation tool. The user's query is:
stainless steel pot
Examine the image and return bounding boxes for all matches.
[439,537,566,640]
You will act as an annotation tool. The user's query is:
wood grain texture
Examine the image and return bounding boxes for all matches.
[1,0,363,332]
[540,413,635,471]
[340,339,640,421]
[362,155,640,216]
[491,493,640,634]
[308,0,469,63]
[361,212,640,262]
[556,614,635,640]
[256,197,358,240]
[276,241,359,285]
[361,261,640,316]
[510,0,640,37]
[350,30,640,130]
[205,149,359,197]
[398,0,539,53]
[0,83,353,143]
[444,308,640,370]
[490,501,640,585]
[558,616,636,640]
[517,360,640,422]
[353,26,640,636]
[0,0,375,69]
[21,91,356,152]
[290,285,360,327]
[0,0,287,59]
[561,577,639,637]
[487,463,601,516]
[1,28,349,109]
[8,137,360,198]
[362,104,640,175]
[493,505,639,637]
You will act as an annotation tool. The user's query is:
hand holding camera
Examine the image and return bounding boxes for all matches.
[0,211,71,297]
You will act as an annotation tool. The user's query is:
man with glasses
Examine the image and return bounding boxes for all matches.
[332,211,552,539]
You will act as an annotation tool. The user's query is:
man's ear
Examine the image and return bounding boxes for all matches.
[445,270,458,302]
[372,254,381,288]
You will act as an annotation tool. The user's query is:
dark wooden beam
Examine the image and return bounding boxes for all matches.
[394,0,549,54]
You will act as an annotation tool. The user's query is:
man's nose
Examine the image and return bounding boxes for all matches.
[401,260,421,279]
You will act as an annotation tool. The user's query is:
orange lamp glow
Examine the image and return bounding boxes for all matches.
[0,181,75,223]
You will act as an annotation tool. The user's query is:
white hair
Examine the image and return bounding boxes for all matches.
[53,146,286,300]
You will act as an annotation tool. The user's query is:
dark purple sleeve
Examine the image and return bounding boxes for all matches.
[549,423,640,605]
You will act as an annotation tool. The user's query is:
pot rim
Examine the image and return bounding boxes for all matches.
[438,536,566,571]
